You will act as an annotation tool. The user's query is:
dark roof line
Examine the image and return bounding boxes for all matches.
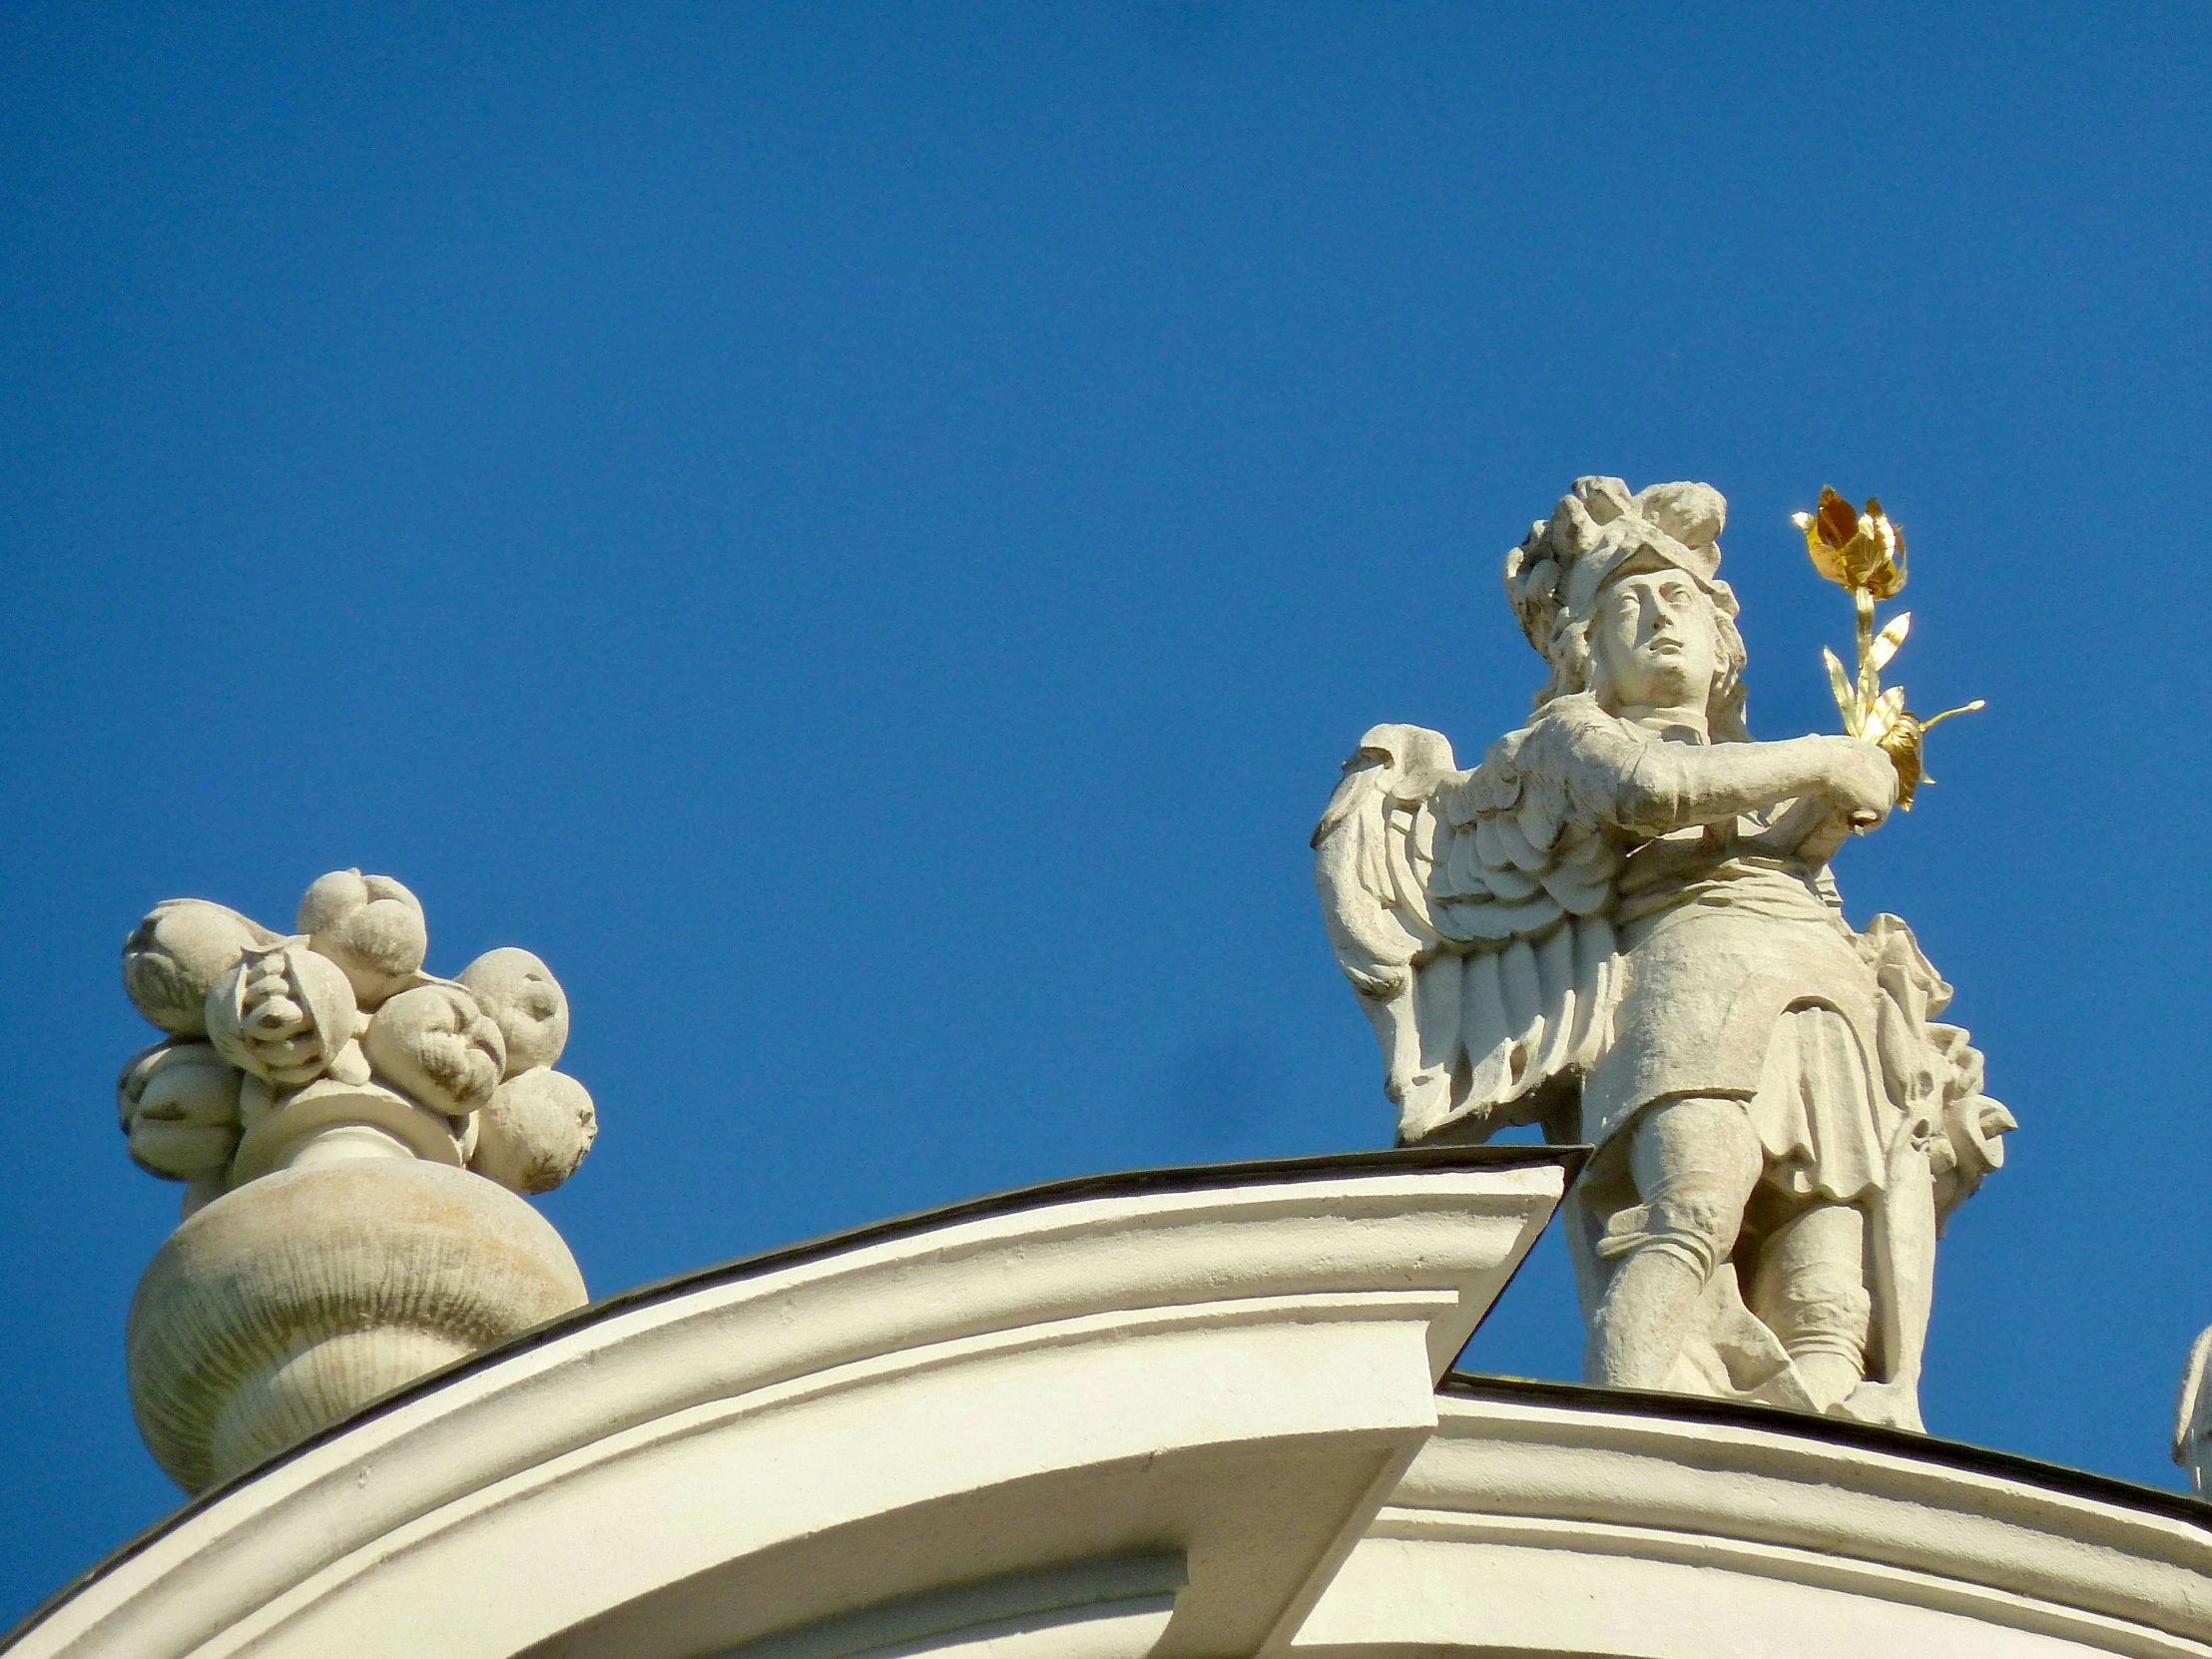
[1440,1372,2212,1531]
[4,1143,1574,1649]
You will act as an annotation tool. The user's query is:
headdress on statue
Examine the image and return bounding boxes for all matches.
[1501,476,1751,740]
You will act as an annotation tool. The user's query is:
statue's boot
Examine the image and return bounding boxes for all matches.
[1750,1199,1874,1415]
[1588,1249,1709,1387]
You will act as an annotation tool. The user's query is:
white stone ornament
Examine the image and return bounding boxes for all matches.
[127,1160,586,1492]
[121,899,279,1037]
[295,868,428,1008]
[471,1066,597,1194]
[457,946,570,1075]
[112,869,597,1491]
[361,981,506,1116]
[204,940,357,1087]
[229,1077,469,1184]
[118,1042,242,1183]
[1315,477,2012,1429]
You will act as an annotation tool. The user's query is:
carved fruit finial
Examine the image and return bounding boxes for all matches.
[123,900,279,1037]
[205,942,358,1087]
[362,982,507,1116]
[456,948,570,1077]
[297,869,429,1008]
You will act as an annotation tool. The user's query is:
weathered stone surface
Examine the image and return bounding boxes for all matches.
[113,869,595,1206]
[121,899,278,1038]
[1315,479,2011,1428]
[458,946,570,1075]
[296,868,429,1009]
[112,869,601,1489]
[471,1066,597,1195]
[127,1158,585,1491]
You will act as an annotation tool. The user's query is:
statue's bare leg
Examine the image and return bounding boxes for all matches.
[1587,1095,1761,1388]
[1748,1200,1872,1412]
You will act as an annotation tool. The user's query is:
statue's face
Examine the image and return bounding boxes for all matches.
[1588,566,1719,714]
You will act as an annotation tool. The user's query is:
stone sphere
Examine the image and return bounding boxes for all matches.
[297,870,428,1009]
[456,947,570,1077]
[123,900,277,1038]
[470,1068,597,1195]
[363,982,506,1115]
[205,943,359,1088]
[118,1041,243,1182]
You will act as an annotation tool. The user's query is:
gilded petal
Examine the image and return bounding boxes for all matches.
[1822,647,1856,729]
[1869,611,1911,671]
[1816,486,1858,550]
[1862,499,1908,597]
[1799,511,1846,585]
[1876,712,1925,811]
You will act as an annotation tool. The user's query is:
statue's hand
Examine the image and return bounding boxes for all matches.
[1818,735,1899,830]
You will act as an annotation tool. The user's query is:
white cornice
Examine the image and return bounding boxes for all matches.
[8,1150,1566,1659]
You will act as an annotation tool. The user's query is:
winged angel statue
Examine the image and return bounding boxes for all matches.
[1315,477,2012,1428]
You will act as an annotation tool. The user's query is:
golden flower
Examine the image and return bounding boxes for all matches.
[1794,485,1907,599]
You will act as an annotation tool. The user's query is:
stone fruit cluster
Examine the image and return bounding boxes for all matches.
[119,869,597,1213]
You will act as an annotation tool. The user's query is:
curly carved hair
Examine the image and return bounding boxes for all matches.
[1503,477,1752,743]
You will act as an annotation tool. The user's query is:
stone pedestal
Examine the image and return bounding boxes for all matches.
[126,1159,587,1492]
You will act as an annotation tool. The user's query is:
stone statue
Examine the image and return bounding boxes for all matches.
[115,870,598,1490]
[2176,1330,2212,1494]
[1314,477,2012,1428]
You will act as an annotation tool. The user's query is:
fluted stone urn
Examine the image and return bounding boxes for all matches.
[128,1159,586,1490]
[115,872,599,1491]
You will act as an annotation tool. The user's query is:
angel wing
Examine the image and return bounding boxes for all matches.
[2178,1326,2212,1474]
[1315,720,1622,1146]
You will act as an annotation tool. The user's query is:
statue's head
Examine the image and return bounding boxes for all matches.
[1503,477,1750,740]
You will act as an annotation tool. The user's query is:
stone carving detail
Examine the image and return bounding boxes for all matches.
[1315,478,2012,1429]
[119,870,597,1209]
[2176,1330,2212,1494]
[116,870,596,1491]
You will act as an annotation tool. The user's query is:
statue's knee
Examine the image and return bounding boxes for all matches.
[1597,1185,1744,1280]
[1646,1188,1745,1276]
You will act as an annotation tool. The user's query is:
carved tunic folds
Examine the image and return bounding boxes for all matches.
[1315,474,2012,1424]
[1318,693,1899,1197]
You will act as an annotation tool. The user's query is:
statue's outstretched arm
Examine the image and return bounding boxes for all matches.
[1607,731,1897,840]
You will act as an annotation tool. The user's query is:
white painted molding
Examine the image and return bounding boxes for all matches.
[9,1149,1567,1659]
[711,1555,1188,1659]
[29,1147,2207,1659]
[1292,1383,2212,1659]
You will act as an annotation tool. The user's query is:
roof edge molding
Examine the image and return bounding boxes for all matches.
[710,1553,1190,1659]
[1292,1385,2212,1659]
[11,1148,1571,1659]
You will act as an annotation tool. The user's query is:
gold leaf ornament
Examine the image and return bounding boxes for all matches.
[1877,714,1927,810]
[1868,611,1911,672]
[1796,484,1982,814]
[1794,485,1908,599]
[1822,647,1853,716]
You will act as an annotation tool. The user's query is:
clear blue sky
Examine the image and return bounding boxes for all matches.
[4,1,2209,1622]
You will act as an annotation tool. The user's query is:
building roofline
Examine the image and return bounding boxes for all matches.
[18,1142,2207,1651]
[7,1144,1574,1647]
[1438,1372,2212,1531]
